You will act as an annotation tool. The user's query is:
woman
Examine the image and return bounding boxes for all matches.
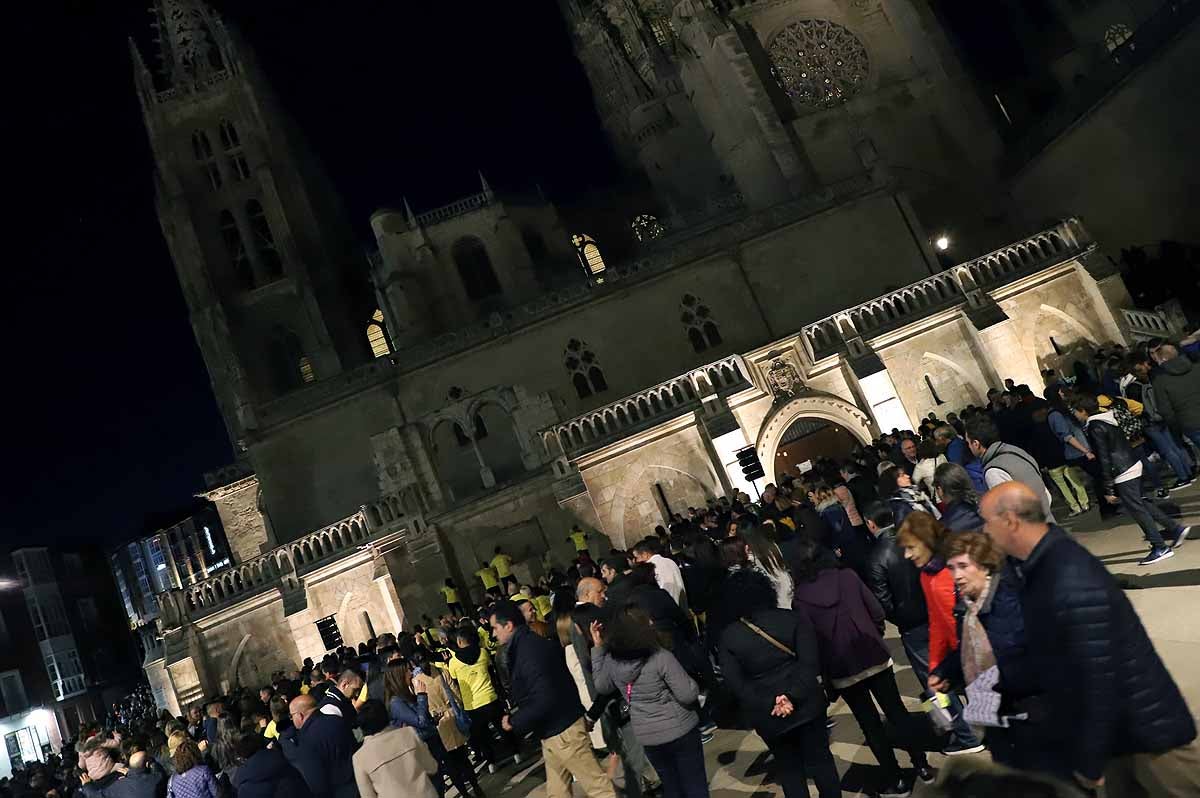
[210,713,241,789]
[896,512,985,757]
[557,607,607,750]
[264,695,288,741]
[353,699,439,798]
[167,738,219,798]
[232,731,313,798]
[932,462,984,532]
[411,653,483,798]
[447,626,515,773]
[911,439,947,497]
[809,482,871,576]
[790,537,932,798]
[592,606,709,798]
[717,568,838,798]
[878,465,940,528]
[742,526,794,609]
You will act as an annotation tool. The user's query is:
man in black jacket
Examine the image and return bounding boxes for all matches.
[981,482,1199,794]
[493,602,616,798]
[1070,394,1190,566]
[862,503,982,755]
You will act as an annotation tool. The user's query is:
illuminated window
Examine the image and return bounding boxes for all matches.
[219,210,254,289]
[192,131,221,189]
[1104,23,1133,52]
[572,234,606,278]
[452,237,502,300]
[564,339,608,399]
[648,16,675,48]
[299,356,316,384]
[367,309,390,358]
[246,200,283,279]
[632,214,665,243]
[219,119,250,181]
[680,294,722,352]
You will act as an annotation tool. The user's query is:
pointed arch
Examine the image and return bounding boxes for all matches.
[246,199,283,279]
[219,210,254,289]
[367,308,390,358]
[452,237,502,300]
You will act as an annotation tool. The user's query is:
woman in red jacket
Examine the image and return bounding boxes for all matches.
[896,512,985,757]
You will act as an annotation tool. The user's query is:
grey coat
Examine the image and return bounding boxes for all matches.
[591,646,699,746]
[1153,356,1200,433]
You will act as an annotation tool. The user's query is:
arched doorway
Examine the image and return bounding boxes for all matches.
[755,394,875,482]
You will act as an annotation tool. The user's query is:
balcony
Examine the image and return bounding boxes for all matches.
[543,354,752,459]
[801,219,1093,360]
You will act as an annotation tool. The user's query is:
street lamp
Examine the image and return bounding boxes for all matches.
[934,235,951,252]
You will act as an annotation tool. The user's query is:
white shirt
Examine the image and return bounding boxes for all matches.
[648,554,686,606]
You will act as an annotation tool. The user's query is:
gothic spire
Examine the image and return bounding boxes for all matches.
[148,0,228,87]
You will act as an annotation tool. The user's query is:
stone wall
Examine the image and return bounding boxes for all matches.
[204,476,271,565]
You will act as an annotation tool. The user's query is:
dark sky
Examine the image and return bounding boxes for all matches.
[1,0,619,548]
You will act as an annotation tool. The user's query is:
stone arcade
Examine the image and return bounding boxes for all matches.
[129,1,1191,711]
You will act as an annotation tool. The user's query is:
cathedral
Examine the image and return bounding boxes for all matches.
[130,0,1193,711]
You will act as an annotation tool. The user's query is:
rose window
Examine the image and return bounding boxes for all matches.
[767,19,870,109]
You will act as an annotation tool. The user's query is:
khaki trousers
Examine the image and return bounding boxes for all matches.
[1103,741,1200,797]
[541,718,618,798]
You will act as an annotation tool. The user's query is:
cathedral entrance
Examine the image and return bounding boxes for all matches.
[772,418,861,481]
[755,394,875,482]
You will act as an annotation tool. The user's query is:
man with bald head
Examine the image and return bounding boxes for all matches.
[575,577,607,608]
[979,482,1199,794]
[280,692,359,797]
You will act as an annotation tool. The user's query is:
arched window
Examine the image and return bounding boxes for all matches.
[680,294,722,352]
[219,119,251,181]
[219,210,254,289]
[452,237,502,301]
[564,339,607,399]
[298,356,317,384]
[192,131,221,189]
[246,200,283,279]
[367,309,390,358]
[572,234,606,278]
[1104,23,1133,52]
[632,214,665,243]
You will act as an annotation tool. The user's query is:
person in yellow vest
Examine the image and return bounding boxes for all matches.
[439,578,464,616]
[474,561,501,599]
[567,525,589,556]
[447,625,520,773]
[530,589,553,622]
[490,546,517,591]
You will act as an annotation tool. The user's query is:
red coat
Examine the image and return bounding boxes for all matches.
[920,566,958,672]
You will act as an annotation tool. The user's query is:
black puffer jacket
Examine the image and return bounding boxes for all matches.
[1013,526,1196,781]
[1083,412,1138,491]
[718,608,825,740]
[1152,355,1200,432]
[864,526,927,633]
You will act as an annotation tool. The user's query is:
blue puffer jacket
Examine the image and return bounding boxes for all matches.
[940,500,985,533]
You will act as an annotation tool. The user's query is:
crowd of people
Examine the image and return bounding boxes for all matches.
[6,338,1200,798]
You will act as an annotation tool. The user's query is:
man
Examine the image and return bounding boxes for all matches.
[630,538,686,607]
[1125,352,1194,489]
[897,437,919,477]
[516,597,552,638]
[281,693,359,798]
[933,423,987,493]
[492,602,617,798]
[839,462,878,513]
[318,668,364,739]
[575,576,607,609]
[965,415,1056,523]
[474,561,501,598]
[980,482,1199,794]
[491,546,518,590]
[862,503,983,756]
[1152,342,1200,451]
[186,705,205,742]
[203,699,224,750]
[599,555,635,609]
[567,525,590,557]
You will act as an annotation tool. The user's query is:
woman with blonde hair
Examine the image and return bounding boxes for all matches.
[410,653,483,797]
[896,511,985,757]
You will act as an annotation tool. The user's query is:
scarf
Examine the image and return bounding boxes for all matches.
[960,575,999,686]
[898,485,941,519]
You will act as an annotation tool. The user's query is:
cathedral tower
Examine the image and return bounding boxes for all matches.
[130,1,374,448]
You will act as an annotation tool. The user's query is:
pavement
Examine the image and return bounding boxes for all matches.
[475,484,1200,797]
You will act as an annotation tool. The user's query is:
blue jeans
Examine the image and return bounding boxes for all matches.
[1145,423,1192,483]
[900,625,981,749]
[1114,477,1181,547]
[643,727,709,798]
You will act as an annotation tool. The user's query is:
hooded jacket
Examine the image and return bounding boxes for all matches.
[791,567,890,689]
[591,646,699,746]
[1151,355,1200,432]
[233,746,313,798]
[1083,411,1138,491]
[447,643,497,710]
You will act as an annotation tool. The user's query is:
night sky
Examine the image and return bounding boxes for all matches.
[2,1,1015,549]
[2,0,618,548]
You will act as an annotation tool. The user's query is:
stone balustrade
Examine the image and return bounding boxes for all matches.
[1123,307,1175,340]
[803,219,1092,359]
[543,355,750,457]
[176,490,415,621]
[416,191,492,227]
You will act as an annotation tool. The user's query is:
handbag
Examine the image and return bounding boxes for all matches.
[440,671,472,734]
[740,618,795,658]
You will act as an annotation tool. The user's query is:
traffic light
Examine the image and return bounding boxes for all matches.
[736,446,765,480]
